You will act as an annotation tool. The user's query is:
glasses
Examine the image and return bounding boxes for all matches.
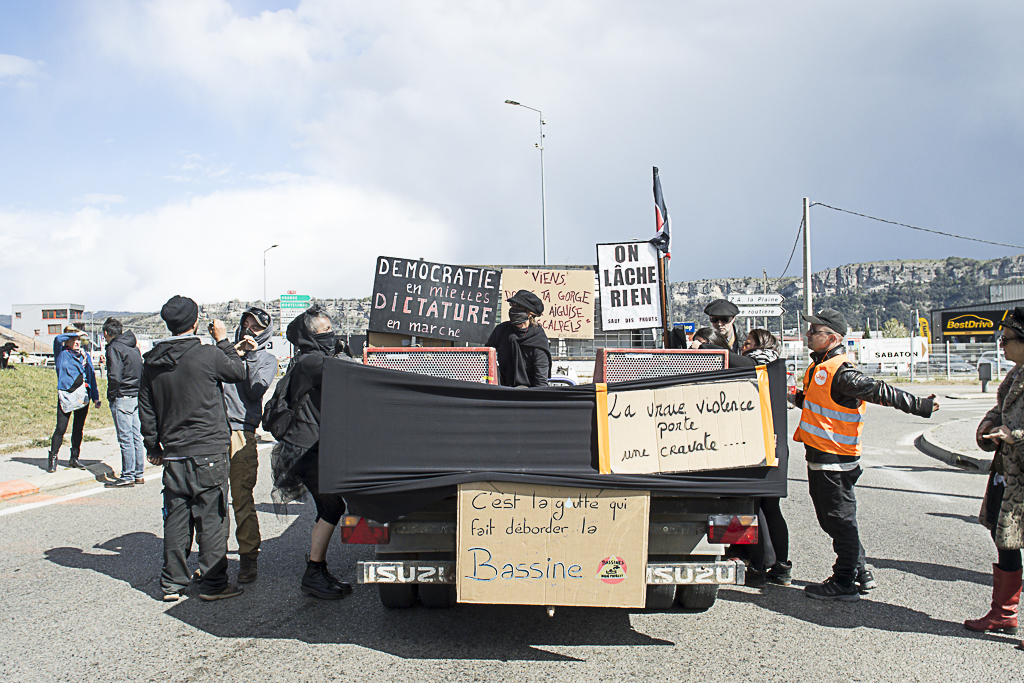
[805,329,830,338]
[1000,334,1021,346]
[710,316,733,324]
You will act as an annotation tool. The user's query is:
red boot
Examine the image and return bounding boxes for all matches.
[964,565,1022,634]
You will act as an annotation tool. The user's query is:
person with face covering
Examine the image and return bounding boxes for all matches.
[486,290,552,387]
[271,304,353,600]
[48,326,101,472]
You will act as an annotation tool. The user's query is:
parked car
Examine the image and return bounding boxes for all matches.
[977,350,1015,374]
[915,352,974,374]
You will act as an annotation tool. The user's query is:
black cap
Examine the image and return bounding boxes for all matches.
[999,307,1024,337]
[507,290,544,316]
[704,299,739,318]
[161,295,199,335]
[801,308,848,335]
[243,306,272,329]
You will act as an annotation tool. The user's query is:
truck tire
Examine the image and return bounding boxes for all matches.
[645,584,676,610]
[419,584,457,609]
[676,584,718,611]
[378,584,417,609]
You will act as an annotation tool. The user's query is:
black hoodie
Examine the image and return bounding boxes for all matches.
[105,330,143,402]
[486,321,552,387]
[139,335,246,458]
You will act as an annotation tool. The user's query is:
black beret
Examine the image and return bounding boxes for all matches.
[704,299,739,317]
[999,307,1024,337]
[507,290,544,316]
[161,295,199,335]
[801,308,849,336]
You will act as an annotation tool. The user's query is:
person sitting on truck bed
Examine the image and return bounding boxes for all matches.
[794,308,939,601]
[486,290,552,387]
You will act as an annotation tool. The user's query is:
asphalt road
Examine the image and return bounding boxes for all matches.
[1,386,1019,682]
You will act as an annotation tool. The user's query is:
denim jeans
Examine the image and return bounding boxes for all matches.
[111,396,145,481]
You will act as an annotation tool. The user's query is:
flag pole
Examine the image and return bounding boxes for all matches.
[658,254,670,347]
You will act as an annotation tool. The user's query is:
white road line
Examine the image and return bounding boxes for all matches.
[0,486,109,517]
[861,455,952,504]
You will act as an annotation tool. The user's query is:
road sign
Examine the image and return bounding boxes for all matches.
[280,294,311,327]
[735,306,785,317]
[728,294,784,305]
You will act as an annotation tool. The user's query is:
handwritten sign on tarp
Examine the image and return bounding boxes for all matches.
[500,268,594,339]
[596,242,663,331]
[369,256,501,343]
[596,368,776,475]
[456,482,649,608]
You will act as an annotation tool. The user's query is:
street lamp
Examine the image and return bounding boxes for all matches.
[263,244,279,304]
[505,99,547,265]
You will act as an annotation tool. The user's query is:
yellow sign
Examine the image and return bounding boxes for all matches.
[919,317,930,339]
[456,482,650,608]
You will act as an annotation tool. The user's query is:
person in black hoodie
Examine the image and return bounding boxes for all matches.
[486,290,552,387]
[271,304,353,600]
[139,295,246,602]
[102,317,146,488]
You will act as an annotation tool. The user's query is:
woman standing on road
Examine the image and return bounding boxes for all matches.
[47,326,101,473]
[966,306,1024,649]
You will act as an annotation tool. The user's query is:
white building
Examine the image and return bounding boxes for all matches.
[11,303,86,351]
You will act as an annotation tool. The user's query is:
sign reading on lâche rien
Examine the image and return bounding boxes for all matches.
[369,256,501,344]
[596,242,662,332]
[500,268,594,339]
[456,482,650,608]
[595,369,777,475]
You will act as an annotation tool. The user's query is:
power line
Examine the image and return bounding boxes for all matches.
[811,203,1024,250]
[776,214,804,283]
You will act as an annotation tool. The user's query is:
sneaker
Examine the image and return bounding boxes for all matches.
[162,592,182,602]
[805,576,860,601]
[767,561,793,586]
[200,583,244,601]
[745,566,767,588]
[238,556,258,584]
[104,477,135,488]
[855,565,878,592]
[135,477,145,485]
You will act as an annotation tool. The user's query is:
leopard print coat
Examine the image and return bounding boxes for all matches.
[979,367,1024,550]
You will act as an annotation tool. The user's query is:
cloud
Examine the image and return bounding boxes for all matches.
[0,53,43,85]
[75,194,126,206]
[0,176,456,312]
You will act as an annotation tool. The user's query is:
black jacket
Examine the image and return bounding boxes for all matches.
[139,336,246,458]
[795,344,936,464]
[281,316,333,449]
[486,321,552,387]
[105,330,143,401]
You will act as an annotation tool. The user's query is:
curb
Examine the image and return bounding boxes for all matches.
[1,461,165,502]
[917,422,992,473]
[943,393,999,401]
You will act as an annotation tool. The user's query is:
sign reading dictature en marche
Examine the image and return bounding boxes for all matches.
[500,268,594,339]
[369,256,501,344]
[457,482,650,608]
[596,371,776,475]
[596,242,662,331]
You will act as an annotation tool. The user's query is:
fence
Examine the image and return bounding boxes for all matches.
[785,341,1006,382]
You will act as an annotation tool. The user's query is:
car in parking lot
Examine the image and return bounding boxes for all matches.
[977,350,1015,374]
[914,352,974,374]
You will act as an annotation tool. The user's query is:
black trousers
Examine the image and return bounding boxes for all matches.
[51,403,89,455]
[807,466,867,585]
[161,454,230,595]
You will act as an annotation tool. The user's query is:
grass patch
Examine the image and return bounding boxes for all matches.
[0,366,114,444]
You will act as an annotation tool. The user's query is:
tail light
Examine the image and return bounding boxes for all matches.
[708,515,758,544]
[339,516,390,544]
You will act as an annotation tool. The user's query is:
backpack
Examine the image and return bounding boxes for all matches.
[261,365,315,442]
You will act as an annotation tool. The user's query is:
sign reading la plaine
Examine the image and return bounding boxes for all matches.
[596,242,662,331]
[369,256,501,344]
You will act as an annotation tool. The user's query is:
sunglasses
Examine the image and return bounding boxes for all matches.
[709,316,733,324]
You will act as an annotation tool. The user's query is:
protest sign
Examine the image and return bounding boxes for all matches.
[456,482,649,608]
[596,369,776,475]
[596,242,662,331]
[369,256,501,344]
[500,268,594,339]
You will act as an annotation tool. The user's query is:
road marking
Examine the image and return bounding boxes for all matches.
[0,486,108,517]
[861,456,952,504]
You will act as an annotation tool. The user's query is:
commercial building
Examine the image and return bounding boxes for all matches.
[11,303,86,350]
[929,284,1024,343]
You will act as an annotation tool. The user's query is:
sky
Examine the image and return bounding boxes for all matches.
[1,0,1022,313]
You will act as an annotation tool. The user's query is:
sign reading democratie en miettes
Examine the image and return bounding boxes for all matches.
[369,256,502,344]
[596,242,663,332]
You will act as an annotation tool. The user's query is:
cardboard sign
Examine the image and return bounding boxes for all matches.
[596,242,662,331]
[595,368,776,475]
[456,482,649,608]
[369,256,501,344]
[500,268,594,339]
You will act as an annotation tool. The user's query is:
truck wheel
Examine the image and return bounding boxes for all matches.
[378,584,417,609]
[419,584,457,609]
[676,584,718,611]
[645,584,676,610]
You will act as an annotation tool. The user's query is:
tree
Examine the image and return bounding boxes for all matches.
[882,319,909,338]
[863,325,871,339]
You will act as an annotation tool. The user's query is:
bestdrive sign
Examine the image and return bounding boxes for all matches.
[941,310,1011,337]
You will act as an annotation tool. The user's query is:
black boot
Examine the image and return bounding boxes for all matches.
[47,451,58,473]
[322,563,354,595]
[68,447,86,469]
[301,557,347,599]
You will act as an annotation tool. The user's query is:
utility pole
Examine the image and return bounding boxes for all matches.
[802,198,812,359]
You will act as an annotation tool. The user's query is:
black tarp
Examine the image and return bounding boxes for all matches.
[319,358,789,522]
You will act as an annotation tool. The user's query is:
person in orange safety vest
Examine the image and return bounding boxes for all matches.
[793,308,939,601]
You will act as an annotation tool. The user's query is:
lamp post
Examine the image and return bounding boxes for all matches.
[505,100,547,265]
[263,244,279,305]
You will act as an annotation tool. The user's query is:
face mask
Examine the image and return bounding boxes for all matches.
[313,330,336,353]
[509,310,530,325]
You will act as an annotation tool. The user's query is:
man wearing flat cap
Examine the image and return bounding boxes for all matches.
[703,299,742,353]
[794,307,939,601]
[486,290,552,387]
[139,295,247,602]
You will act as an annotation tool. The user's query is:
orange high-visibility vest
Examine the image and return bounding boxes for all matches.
[793,353,866,457]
